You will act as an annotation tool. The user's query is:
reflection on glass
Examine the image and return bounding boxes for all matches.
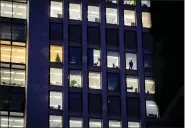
[108,73,119,91]
[50,115,62,128]
[146,100,159,118]
[50,68,63,86]
[89,119,102,128]
[69,70,82,88]
[89,72,101,89]
[69,3,81,20]
[50,45,63,63]
[88,6,99,22]
[69,118,82,128]
[50,92,63,110]
[126,76,139,93]
[50,1,63,18]
[145,77,155,94]
[106,8,118,24]
[126,53,137,70]
[124,10,136,26]
[109,120,121,127]
[107,51,119,68]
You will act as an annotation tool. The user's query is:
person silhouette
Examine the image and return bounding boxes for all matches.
[129,60,133,70]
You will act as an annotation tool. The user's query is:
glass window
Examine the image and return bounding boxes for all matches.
[0,45,11,62]
[50,23,63,42]
[50,68,63,86]
[142,12,151,28]
[109,120,121,127]
[108,96,121,116]
[0,116,24,127]
[69,117,82,127]
[124,10,136,26]
[50,91,63,110]
[126,76,139,93]
[50,1,63,18]
[89,72,101,89]
[141,0,150,7]
[87,27,100,44]
[106,28,119,46]
[0,1,27,19]
[0,68,25,87]
[0,23,11,40]
[106,8,118,24]
[143,33,153,52]
[106,0,118,3]
[11,46,26,64]
[88,6,100,22]
[69,47,82,65]
[126,53,137,70]
[12,24,26,41]
[144,55,152,68]
[68,25,82,43]
[146,100,159,118]
[69,70,82,88]
[50,45,63,63]
[145,77,155,94]
[125,31,137,49]
[127,98,140,118]
[107,73,119,92]
[69,3,81,20]
[88,49,101,67]
[128,121,140,128]
[69,92,82,113]
[50,115,62,128]
[107,51,119,68]
[89,119,102,128]
[89,94,102,115]
[124,0,135,5]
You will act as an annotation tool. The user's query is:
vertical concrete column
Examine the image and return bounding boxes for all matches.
[81,0,88,128]
[26,0,49,127]
[63,0,69,127]
[136,1,146,127]
[100,2,108,128]
[118,2,128,128]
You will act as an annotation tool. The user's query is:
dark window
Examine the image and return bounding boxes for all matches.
[50,23,63,42]
[69,47,82,65]
[69,25,82,43]
[87,27,100,45]
[127,98,140,118]
[89,94,102,115]
[107,73,120,92]
[125,31,137,49]
[0,23,11,40]
[108,96,121,116]
[143,33,153,52]
[69,93,82,113]
[144,55,152,68]
[106,28,119,46]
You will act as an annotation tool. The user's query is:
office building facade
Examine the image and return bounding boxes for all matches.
[0,0,158,127]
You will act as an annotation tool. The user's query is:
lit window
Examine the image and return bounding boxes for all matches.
[88,6,99,22]
[145,77,155,94]
[142,12,151,28]
[50,1,63,18]
[89,119,102,128]
[144,55,152,68]
[88,49,101,67]
[50,45,63,63]
[69,117,82,128]
[0,116,24,127]
[141,0,150,7]
[106,8,118,24]
[124,0,135,6]
[69,70,82,88]
[69,47,82,65]
[50,68,63,86]
[0,68,25,87]
[0,1,26,19]
[124,10,136,26]
[128,121,140,128]
[146,100,159,118]
[69,3,81,20]
[89,72,101,89]
[50,91,63,110]
[50,115,62,128]
[126,53,137,70]
[107,73,119,92]
[107,51,119,68]
[126,76,139,93]
[106,0,118,4]
[109,120,121,127]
